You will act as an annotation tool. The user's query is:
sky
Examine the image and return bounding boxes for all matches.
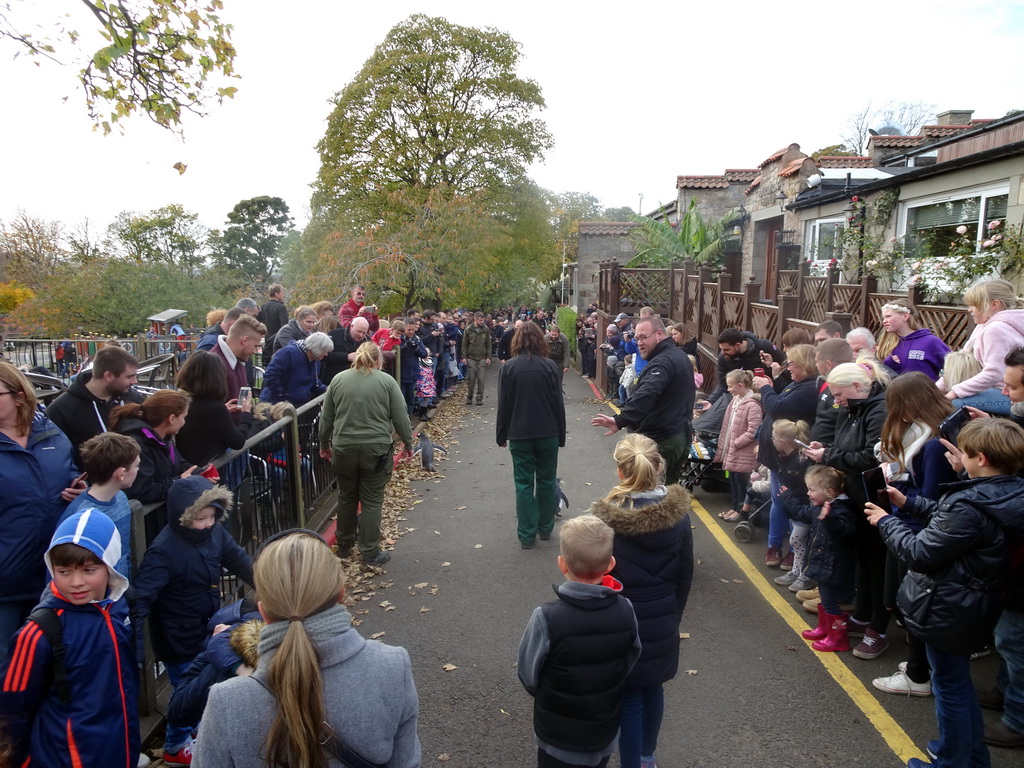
[2,0,1023,236]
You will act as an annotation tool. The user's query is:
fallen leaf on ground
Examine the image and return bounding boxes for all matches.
[441,562,451,568]
[686,669,698,675]
[379,600,391,608]
[442,663,458,671]
[437,754,451,762]
[500,709,510,715]
[434,530,442,535]
[370,632,386,639]
[420,607,431,613]
[732,579,744,584]
[474,544,483,549]
[454,505,467,510]
[414,582,429,589]
[719,578,729,583]
[585,482,592,486]
[680,632,690,639]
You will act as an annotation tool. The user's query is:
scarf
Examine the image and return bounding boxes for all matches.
[258,603,352,657]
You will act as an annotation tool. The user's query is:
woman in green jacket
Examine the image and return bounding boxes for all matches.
[319,342,413,566]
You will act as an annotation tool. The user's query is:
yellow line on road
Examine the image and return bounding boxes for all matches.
[689,496,926,764]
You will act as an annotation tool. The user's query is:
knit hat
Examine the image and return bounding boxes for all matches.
[45,509,129,601]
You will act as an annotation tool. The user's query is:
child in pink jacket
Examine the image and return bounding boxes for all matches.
[715,369,764,520]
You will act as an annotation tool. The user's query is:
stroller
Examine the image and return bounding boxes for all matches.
[733,492,771,543]
[679,394,729,492]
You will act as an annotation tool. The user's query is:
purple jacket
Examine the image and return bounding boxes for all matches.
[884,328,949,380]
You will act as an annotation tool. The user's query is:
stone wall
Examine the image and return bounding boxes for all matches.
[575,223,638,314]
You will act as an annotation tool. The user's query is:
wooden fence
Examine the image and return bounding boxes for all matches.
[592,259,970,394]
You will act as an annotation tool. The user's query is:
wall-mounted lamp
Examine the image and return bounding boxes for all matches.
[730,204,750,237]
[775,190,788,211]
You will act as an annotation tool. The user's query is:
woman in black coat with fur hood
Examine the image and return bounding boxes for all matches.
[590,434,694,768]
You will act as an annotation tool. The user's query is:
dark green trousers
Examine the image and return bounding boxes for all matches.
[331,442,394,558]
[656,428,691,487]
[508,436,560,545]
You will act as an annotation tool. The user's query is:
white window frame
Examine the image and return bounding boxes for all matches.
[803,216,846,264]
[897,181,1010,241]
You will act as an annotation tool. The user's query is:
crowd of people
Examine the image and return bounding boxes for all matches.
[651,277,1024,768]
[4,274,1024,768]
[0,282,585,767]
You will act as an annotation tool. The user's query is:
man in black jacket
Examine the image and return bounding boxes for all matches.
[257,284,289,368]
[591,316,695,485]
[47,346,143,466]
[702,327,785,408]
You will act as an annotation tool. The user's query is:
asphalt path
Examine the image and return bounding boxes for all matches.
[353,371,1013,768]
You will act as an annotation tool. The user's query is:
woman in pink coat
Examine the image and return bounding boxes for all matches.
[938,278,1024,415]
[715,369,764,520]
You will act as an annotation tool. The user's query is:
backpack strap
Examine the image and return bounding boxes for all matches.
[249,675,383,768]
[27,607,72,705]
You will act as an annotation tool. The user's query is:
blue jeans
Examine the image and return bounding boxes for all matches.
[164,659,197,751]
[619,685,664,768]
[768,472,788,549]
[925,644,990,768]
[952,388,1012,416]
[995,609,1024,734]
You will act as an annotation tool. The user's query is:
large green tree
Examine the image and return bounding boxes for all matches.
[106,204,208,276]
[311,14,552,227]
[212,196,293,290]
[297,186,513,313]
[1,0,237,133]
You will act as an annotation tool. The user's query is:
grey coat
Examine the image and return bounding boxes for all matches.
[192,620,420,767]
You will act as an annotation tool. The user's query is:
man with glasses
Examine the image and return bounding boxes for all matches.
[591,316,695,485]
[338,284,380,333]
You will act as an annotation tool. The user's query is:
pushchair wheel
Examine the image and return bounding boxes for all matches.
[733,521,753,543]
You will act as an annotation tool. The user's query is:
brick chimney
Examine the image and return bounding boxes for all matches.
[936,109,973,126]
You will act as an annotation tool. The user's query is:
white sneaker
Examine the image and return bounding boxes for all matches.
[774,570,798,586]
[871,662,931,697]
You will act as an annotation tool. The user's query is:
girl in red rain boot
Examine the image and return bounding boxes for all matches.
[780,465,858,652]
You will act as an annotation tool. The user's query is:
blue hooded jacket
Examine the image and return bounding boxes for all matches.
[134,476,254,663]
[0,409,76,603]
[0,509,140,768]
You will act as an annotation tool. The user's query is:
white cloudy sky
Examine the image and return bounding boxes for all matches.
[2,0,1023,234]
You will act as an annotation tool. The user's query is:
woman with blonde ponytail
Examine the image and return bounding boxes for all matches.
[590,434,693,768]
[192,531,420,768]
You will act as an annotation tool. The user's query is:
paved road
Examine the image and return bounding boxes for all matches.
[353,371,1013,768]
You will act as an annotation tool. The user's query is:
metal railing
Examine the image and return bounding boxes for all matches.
[134,394,335,729]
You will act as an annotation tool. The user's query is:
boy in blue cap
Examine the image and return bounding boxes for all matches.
[0,508,139,767]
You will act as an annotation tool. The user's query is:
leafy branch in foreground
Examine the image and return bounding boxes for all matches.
[1,0,238,133]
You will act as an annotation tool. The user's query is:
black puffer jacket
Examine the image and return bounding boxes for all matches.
[879,474,1024,654]
[823,382,887,509]
[590,484,694,688]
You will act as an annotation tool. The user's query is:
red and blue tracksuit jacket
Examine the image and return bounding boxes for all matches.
[0,583,139,768]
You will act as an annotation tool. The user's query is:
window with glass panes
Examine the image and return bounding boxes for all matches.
[904,187,1009,259]
[804,217,845,263]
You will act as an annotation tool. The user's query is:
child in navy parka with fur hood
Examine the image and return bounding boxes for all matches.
[134,476,253,756]
[135,477,254,667]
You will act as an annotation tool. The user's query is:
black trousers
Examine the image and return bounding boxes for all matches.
[537,748,610,768]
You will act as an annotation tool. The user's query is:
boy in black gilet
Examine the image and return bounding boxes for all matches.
[518,515,641,768]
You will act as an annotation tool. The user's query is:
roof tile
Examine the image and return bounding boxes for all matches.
[758,147,789,168]
[676,176,729,189]
[817,156,874,168]
[868,135,926,148]
[579,222,640,236]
